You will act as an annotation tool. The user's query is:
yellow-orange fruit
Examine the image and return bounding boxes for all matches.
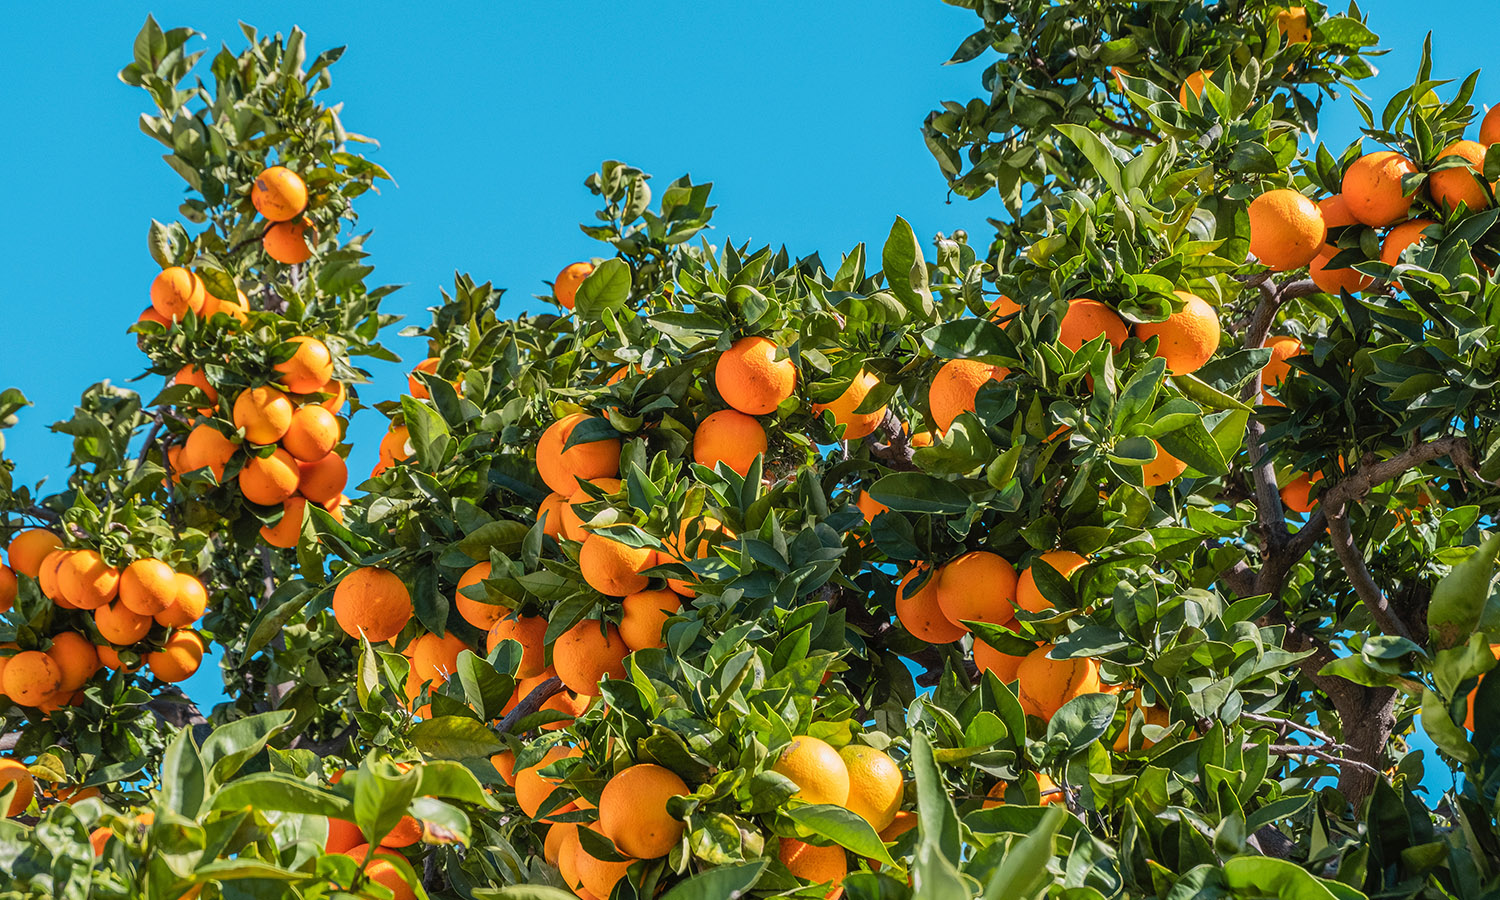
[554,261,594,310]
[136,305,171,328]
[239,448,300,506]
[619,589,681,651]
[1016,551,1087,614]
[1142,442,1188,487]
[579,534,656,597]
[1178,69,1212,105]
[492,750,518,788]
[263,220,316,264]
[813,370,886,440]
[331,568,411,642]
[1309,244,1373,295]
[538,493,567,537]
[38,550,70,604]
[202,287,250,325]
[514,745,582,820]
[935,551,1018,632]
[297,452,348,505]
[553,619,630,696]
[662,517,734,597]
[150,267,206,319]
[693,409,767,476]
[325,817,364,854]
[576,822,637,898]
[1429,140,1490,213]
[172,365,219,414]
[181,424,238,481]
[0,565,13,613]
[408,357,441,399]
[779,838,847,900]
[95,601,151,645]
[487,614,548,678]
[1281,472,1320,514]
[1483,106,1500,146]
[1058,298,1129,352]
[1247,189,1327,270]
[315,378,348,414]
[1016,645,1102,720]
[7,530,62,578]
[855,490,888,525]
[57,550,120,610]
[233,387,295,445]
[1260,335,1302,407]
[275,336,335,394]
[838,745,903,832]
[1134,291,1220,374]
[3,651,62,706]
[96,645,142,672]
[282,405,340,461]
[259,496,308,548]
[975,639,1028,682]
[984,771,1064,808]
[715,336,797,415]
[878,810,919,845]
[895,567,964,644]
[338,845,416,900]
[544,820,577,865]
[535,413,622,495]
[410,631,470,686]
[46,632,100,692]
[771,736,851,806]
[1381,219,1437,266]
[1342,150,1419,226]
[1318,194,1359,228]
[0,759,35,818]
[251,166,308,221]
[454,560,503,629]
[1275,6,1311,43]
[156,573,208,627]
[989,294,1023,322]
[119,558,178,616]
[929,359,1008,434]
[561,477,623,543]
[147,630,205,683]
[600,763,689,858]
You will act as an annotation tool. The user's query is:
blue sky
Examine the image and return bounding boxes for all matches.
[0,2,1482,790]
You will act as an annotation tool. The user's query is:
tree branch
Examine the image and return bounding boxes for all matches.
[1262,742,1381,774]
[495,676,564,735]
[1241,711,1347,749]
[868,410,917,472]
[1326,503,1412,640]
[289,720,359,756]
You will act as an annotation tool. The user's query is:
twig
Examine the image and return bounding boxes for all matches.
[494,677,564,734]
[0,732,18,752]
[23,505,61,525]
[1262,742,1381,775]
[130,416,164,481]
[1241,711,1346,748]
[1098,115,1162,144]
[1326,503,1412,640]
[290,720,358,755]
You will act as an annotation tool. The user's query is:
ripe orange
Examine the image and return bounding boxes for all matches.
[259,496,307,548]
[156,572,208,627]
[1260,335,1302,407]
[600,763,689,858]
[1134,291,1220,374]
[1248,189,1326,270]
[771,736,851,806]
[251,166,308,221]
[96,645,142,672]
[314,378,348,413]
[1281,472,1320,513]
[1381,219,1437,266]
[503,669,556,717]
[553,619,630,695]
[281,404,340,462]
[96,600,152,645]
[1483,106,1500,146]
[1113,696,1171,751]
[812,370,886,440]
[137,305,171,328]
[535,413,622,495]
[275,336,335,394]
[715,336,797,415]
[408,357,441,399]
[1058,298,1128,352]
[1015,550,1087,614]
[1428,140,1490,213]
[692,409,767,476]
[150,267,206,319]
[576,823,637,898]
[929,359,1008,434]
[239,448,301,506]
[556,825,587,892]
[339,845,416,900]
[554,261,594,310]
[1342,150,1419,226]
[909,430,934,448]
[0,758,35,817]
[988,294,1023,321]
[878,810,918,844]
[181,424,238,481]
[1178,69,1212,105]
[934,551,1018,631]
[7,529,62,578]
[46,632,100,691]
[855,490,888,524]
[514,745,582,820]
[38,550,71,604]
[4,649,64,707]
[120,558,178,615]
[202,286,250,325]
[779,838,847,900]
[263,220,316,264]
[492,749,519,787]
[331,568,413,642]
[410,631,470,686]
[1318,194,1359,228]
[1141,442,1188,487]
[1309,244,1372,295]
[0,565,13,613]
[974,639,1027,682]
[233,387,294,445]
[146,630,205,683]
[838,745,903,831]
[561,477,623,543]
[1016,645,1102,719]
[487,613,548,678]
[543,820,577,864]
[662,516,734,597]
[618,589,682,651]
[454,560,503,629]
[895,567,964,644]
[172,365,218,414]
[325,817,364,854]
[538,492,567,538]
[1275,6,1311,43]
[579,534,656,597]
[378,426,412,464]
[57,550,120,610]
[984,771,1063,808]
[297,452,348,504]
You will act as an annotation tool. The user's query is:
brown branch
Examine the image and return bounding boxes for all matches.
[495,676,564,734]
[23,505,61,525]
[868,410,918,472]
[0,732,18,752]
[1098,115,1162,144]
[1262,743,1381,775]
[1326,504,1412,640]
[1241,711,1347,749]
[290,720,358,756]
[130,415,164,481]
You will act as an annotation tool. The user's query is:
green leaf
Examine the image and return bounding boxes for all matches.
[200,710,295,787]
[159,726,207,819]
[1429,532,1500,650]
[575,258,632,321]
[408,716,504,759]
[402,395,451,466]
[658,860,768,900]
[211,773,351,818]
[922,319,1017,361]
[1420,687,1478,765]
[1056,125,1123,195]
[1158,418,1230,477]
[980,805,1067,900]
[870,473,971,515]
[911,731,960,866]
[787,805,896,866]
[1170,373,1253,411]
[1223,856,1370,900]
[1045,693,1118,756]
[882,217,935,318]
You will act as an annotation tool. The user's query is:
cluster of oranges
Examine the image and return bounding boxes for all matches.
[0,528,208,720]
[252,166,317,265]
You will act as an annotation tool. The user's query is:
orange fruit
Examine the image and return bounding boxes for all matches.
[693,409,767,476]
[181,424,238,481]
[1381,219,1437,266]
[812,370,886,440]
[233,387,294,446]
[929,359,1009,434]
[544,820,577,865]
[1178,69,1212,105]
[1309,244,1373,295]
[1141,442,1188,487]
[974,639,1027,682]
[454,560,503,629]
[837,745,903,831]
[1248,189,1326,270]
[137,305,171,328]
[259,496,308,548]
[878,810,918,843]
[156,572,208,627]
[771,736,851,806]
[1260,335,1302,407]
[535,413,621,495]
[263,220,315,264]
[281,405,340,461]
[1318,194,1359,228]
[7,529,62,578]
[895,567,964,644]
[984,771,1064,808]
[172,365,218,414]
[779,838,847,900]
[378,426,412,464]
[988,294,1023,321]
[37,550,70,604]
[202,286,250,325]
[150,267,206,319]
[716,336,797,415]
[1113,696,1171,751]
[553,619,630,695]
[324,493,349,525]
[538,493,566,538]
[1015,550,1087,614]
[0,759,35,817]
[1428,140,1490,213]
[909,430,934,448]
[1134,291,1219,374]
[554,261,594,310]
[561,477,623,543]
[332,568,413,642]
[1058,298,1128,352]
[662,516,734,597]
[600,763,689,858]
[239,447,301,506]
[487,614,548,678]
[579,534,656,597]
[3,651,61,706]
[325,817,364,854]
[120,558,179,616]
[1342,150,1419,226]
[1275,6,1311,43]
[492,750,519,787]
[96,600,152,645]
[147,630,205,683]
[935,551,1018,631]
[96,645,142,672]
[619,589,681,651]
[1281,472,1320,513]
[502,669,555,717]
[0,565,13,613]
[855,490,888,524]
[408,357,441,399]
[57,549,120,610]
[556,826,587,892]
[297,452,348,504]
[46,632,100,691]
[576,822,637,898]
[339,845,416,900]
[514,745,582,820]
[314,378,348,414]
[410,631,470,686]
[275,336,335,394]
[251,166,308,221]
[1016,645,1102,719]
[1483,106,1500,146]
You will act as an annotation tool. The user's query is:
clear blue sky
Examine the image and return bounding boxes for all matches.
[0,2,1481,791]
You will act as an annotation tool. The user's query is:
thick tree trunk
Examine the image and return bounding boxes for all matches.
[1332,686,1396,802]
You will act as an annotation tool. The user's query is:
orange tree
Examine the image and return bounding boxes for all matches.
[2,4,1500,899]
